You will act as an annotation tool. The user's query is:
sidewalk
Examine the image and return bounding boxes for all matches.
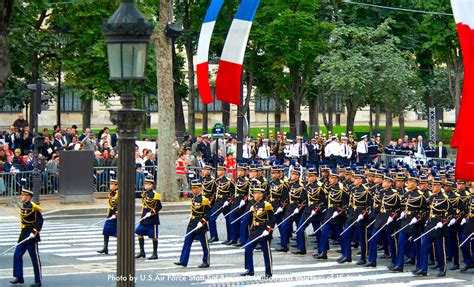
[0,194,190,220]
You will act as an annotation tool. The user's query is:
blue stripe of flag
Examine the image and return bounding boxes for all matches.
[234,0,260,22]
[203,0,225,23]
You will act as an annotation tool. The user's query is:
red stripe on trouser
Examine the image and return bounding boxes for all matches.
[215,60,243,105]
[197,62,214,104]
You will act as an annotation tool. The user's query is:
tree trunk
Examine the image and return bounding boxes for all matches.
[222,102,230,132]
[375,105,380,131]
[398,111,405,139]
[81,98,92,129]
[345,100,357,135]
[274,91,282,133]
[289,99,296,138]
[184,4,195,136]
[172,42,186,142]
[384,99,393,145]
[0,0,13,96]
[154,0,178,202]
[202,104,208,134]
[309,97,320,137]
[369,105,373,138]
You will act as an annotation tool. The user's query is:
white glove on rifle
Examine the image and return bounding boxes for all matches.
[460,218,467,226]
[28,233,35,239]
[311,210,316,216]
[400,212,406,219]
[448,218,456,227]
[108,214,116,220]
[292,208,299,215]
[223,201,230,207]
[435,222,443,229]
[196,222,204,229]
[357,214,364,222]
[332,211,339,219]
[409,217,418,225]
[239,200,246,208]
[275,207,283,214]
[261,230,270,237]
[386,216,394,224]
[144,212,152,218]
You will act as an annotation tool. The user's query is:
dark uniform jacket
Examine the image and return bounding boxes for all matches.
[374,188,401,230]
[213,176,234,212]
[284,179,305,217]
[323,182,349,226]
[464,193,474,234]
[268,178,289,211]
[19,201,44,243]
[400,188,426,234]
[370,183,383,221]
[231,176,250,210]
[301,180,326,223]
[347,184,372,227]
[106,190,118,219]
[201,175,216,203]
[187,194,211,233]
[140,189,162,225]
[424,192,449,238]
[249,200,275,241]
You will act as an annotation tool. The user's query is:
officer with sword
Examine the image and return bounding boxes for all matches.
[268,165,289,237]
[174,179,211,268]
[459,180,473,272]
[237,164,260,247]
[208,164,234,243]
[226,163,250,245]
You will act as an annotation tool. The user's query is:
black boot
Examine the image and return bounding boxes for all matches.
[315,252,327,260]
[148,240,158,260]
[449,264,460,270]
[460,264,474,272]
[97,235,109,254]
[135,237,146,258]
[9,278,24,285]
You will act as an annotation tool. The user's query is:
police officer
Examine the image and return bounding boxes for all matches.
[413,176,448,277]
[316,169,349,260]
[10,188,43,287]
[277,169,305,252]
[240,185,275,279]
[293,168,326,255]
[208,164,234,243]
[175,179,211,268]
[135,175,162,260]
[97,175,118,254]
[227,164,250,245]
[340,170,372,264]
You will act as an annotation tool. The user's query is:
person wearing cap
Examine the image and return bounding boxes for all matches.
[175,180,211,268]
[368,136,378,163]
[339,137,352,167]
[340,171,372,264]
[257,139,271,161]
[10,188,43,287]
[135,175,162,260]
[268,165,289,237]
[444,178,462,270]
[242,138,253,164]
[276,168,305,252]
[97,174,119,255]
[390,172,426,273]
[458,182,474,272]
[238,165,260,247]
[316,169,349,260]
[240,185,275,279]
[293,168,326,255]
[365,174,400,268]
[307,137,322,172]
[208,164,235,243]
[291,136,308,167]
[356,135,370,165]
[324,136,340,168]
[201,165,216,205]
[319,165,330,188]
[227,164,250,246]
[413,177,449,277]
[256,165,270,198]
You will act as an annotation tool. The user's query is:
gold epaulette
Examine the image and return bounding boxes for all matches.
[31,202,42,212]
[202,196,210,206]
[264,201,273,211]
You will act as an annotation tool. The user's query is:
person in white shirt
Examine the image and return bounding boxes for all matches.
[356,135,369,165]
[290,136,308,166]
[257,139,271,160]
[242,138,252,163]
[325,136,340,167]
[339,136,352,166]
[284,140,292,158]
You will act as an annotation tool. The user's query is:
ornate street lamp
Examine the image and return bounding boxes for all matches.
[101,1,153,286]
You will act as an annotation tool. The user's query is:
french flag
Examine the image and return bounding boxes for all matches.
[196,0,224,104]
[215,0,260,106]
[451,0,474,180]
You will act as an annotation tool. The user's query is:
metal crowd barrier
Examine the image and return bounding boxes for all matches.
[0,170,59,204]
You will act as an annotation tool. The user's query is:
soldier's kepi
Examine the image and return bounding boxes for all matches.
[9,187,44,287]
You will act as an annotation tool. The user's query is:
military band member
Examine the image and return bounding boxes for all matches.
[135,175,162,260]
[208,164,234,243]
[293,168,326,255]
[365,174,400,268]
[316,169,349,260]
[240,185,275,279]
[97,175,119,254]
[413,176,449,277]
[175,180,211,268]
[10,188,43,287]
[277,169,305,252]
[227,164,250,245]
[340,170,372,264]
[459,185,473,272]
[201,165,216,205]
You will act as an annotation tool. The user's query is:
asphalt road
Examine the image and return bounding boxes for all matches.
[0,213,472,287]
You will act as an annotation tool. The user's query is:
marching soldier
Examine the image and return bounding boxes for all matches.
[97,174,118,254]
[340,170,372,264]
[135,175,162,260]
[445,178,462,270]
[365,174,400,268]
[240,185,275,279]
[10,188,43,287]
[268,165,289,236]
[459,183,473,272]
[238,165,259,246]
[257,165,270,198]
[316,169,349,260]
[227,164,250,245]
[208,164,234,243]
[276,169,305,252]
[293,168,326,255]
[413,176,449,277]
[201,165,216,206]
[175,179,211,268]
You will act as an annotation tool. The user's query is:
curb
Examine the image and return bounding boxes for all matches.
[43,209,189,220]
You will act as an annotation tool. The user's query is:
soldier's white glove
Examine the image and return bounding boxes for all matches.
[460,218,467,226]
[357,214,364,222]
[400,212,406,219]
[435,222,443,229]
[311,210,316,216]
[144,212,152,218]
[409,217,418,225]
[108,214,116,220]
[196,222,204,229]
[386,216,394,224]
[28,233,35,239]
[239,200,246,208]
[448,218,456,227]
[332,211,339,219]
[223,201,230,207]
[292,208,299,215]
[275,207,283,214]
[262,230,270,237]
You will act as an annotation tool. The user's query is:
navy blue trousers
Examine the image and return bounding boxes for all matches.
[280,214,301,248]
[319,224,342,253]
[244,239,272,275]
[295,218,320,252]
[209,205,231,241]
[396,232,421,270]
[227,210,243,242]
[13,242,41,283]
[341,224,367,262]
[178,232,209,266]
[460,231,473,266]
[368,228,397,264]
[239,213,252,244]
[420,236,446,273]
[446,228,460,266]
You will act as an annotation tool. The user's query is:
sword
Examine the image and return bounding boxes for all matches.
[295,208,326,234]
[274,213,295,229]
[211,202,230,218]
[91,218,109,227]
[413,225,438,242]
[310,216,333,236]
[183,224,205,238]
[220,205,242,221]
[240,232,268,249]
[135,214,151,226]
[340,220,359,236]
[459,233,473,248]
[231,209,252,224]
[1,235,35,256]
[368,223,388,242]
[366,219,376,228]
[391,223,411,237]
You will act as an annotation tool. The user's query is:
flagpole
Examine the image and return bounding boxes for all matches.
[237,69,244,161]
